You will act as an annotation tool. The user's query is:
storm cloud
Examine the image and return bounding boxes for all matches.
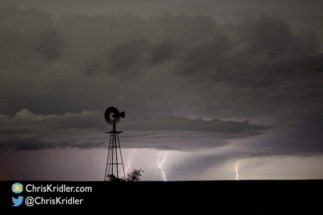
[0,6,322,155]
[0,109,270,151]
[0,7,321,120]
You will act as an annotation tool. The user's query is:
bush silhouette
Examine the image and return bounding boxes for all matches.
[107,169,144,182]
[126,169,144,181]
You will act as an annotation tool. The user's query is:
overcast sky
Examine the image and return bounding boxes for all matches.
[0,0,322,181]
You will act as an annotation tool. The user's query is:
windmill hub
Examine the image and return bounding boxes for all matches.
[104,107,125,126]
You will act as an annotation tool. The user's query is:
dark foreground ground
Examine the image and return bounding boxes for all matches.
[1,180,322,213]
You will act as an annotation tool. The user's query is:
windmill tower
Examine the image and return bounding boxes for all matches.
[104,107,126,181]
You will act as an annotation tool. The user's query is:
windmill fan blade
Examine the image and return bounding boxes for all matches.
[104,107,124,125]
[115,117,120,124]
[105,107,118,125]
[105,118,112,125]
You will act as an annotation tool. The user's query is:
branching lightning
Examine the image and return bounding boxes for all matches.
[158,151,169,181]
[146,151,169,181]
[125,149,137,173]
[145,163,156,177]
[152,152,163,180]
[236,160,240,181]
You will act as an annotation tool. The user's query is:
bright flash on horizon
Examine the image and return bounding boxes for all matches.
[157,151,169,181]
[236,160,240,181]
[125,149,137,173]
[146,151,169,181]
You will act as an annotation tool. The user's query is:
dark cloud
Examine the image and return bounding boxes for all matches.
[33,28,62,61]
[172,17,323,118]
[0,7,321,119]
[0,7,54,70]
[120,117,270,134]
[239,16,292,57]
[0,109,270,151]
[107,39,151,74]
[0,6,322,156]
[288,29,319,55]
[148,15,218,46]
[150,42,178,64]
[178,16,321,81]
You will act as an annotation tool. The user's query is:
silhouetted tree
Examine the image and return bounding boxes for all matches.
[126,169,144,181]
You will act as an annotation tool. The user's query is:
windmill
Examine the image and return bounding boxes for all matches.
[104,107,126,181]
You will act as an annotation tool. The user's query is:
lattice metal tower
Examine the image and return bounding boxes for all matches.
[104,107,126,181]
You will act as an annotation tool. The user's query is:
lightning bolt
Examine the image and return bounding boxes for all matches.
[157,151,169,181]
[153,151,162,180]
[125,149,137,173]
[145,163,156,177]
[236,160,240,181]
[152,152,163,180]
[153,168,157,180]
[146,151,169,181]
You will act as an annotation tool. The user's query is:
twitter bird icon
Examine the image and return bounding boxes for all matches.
[12,196,24,207]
